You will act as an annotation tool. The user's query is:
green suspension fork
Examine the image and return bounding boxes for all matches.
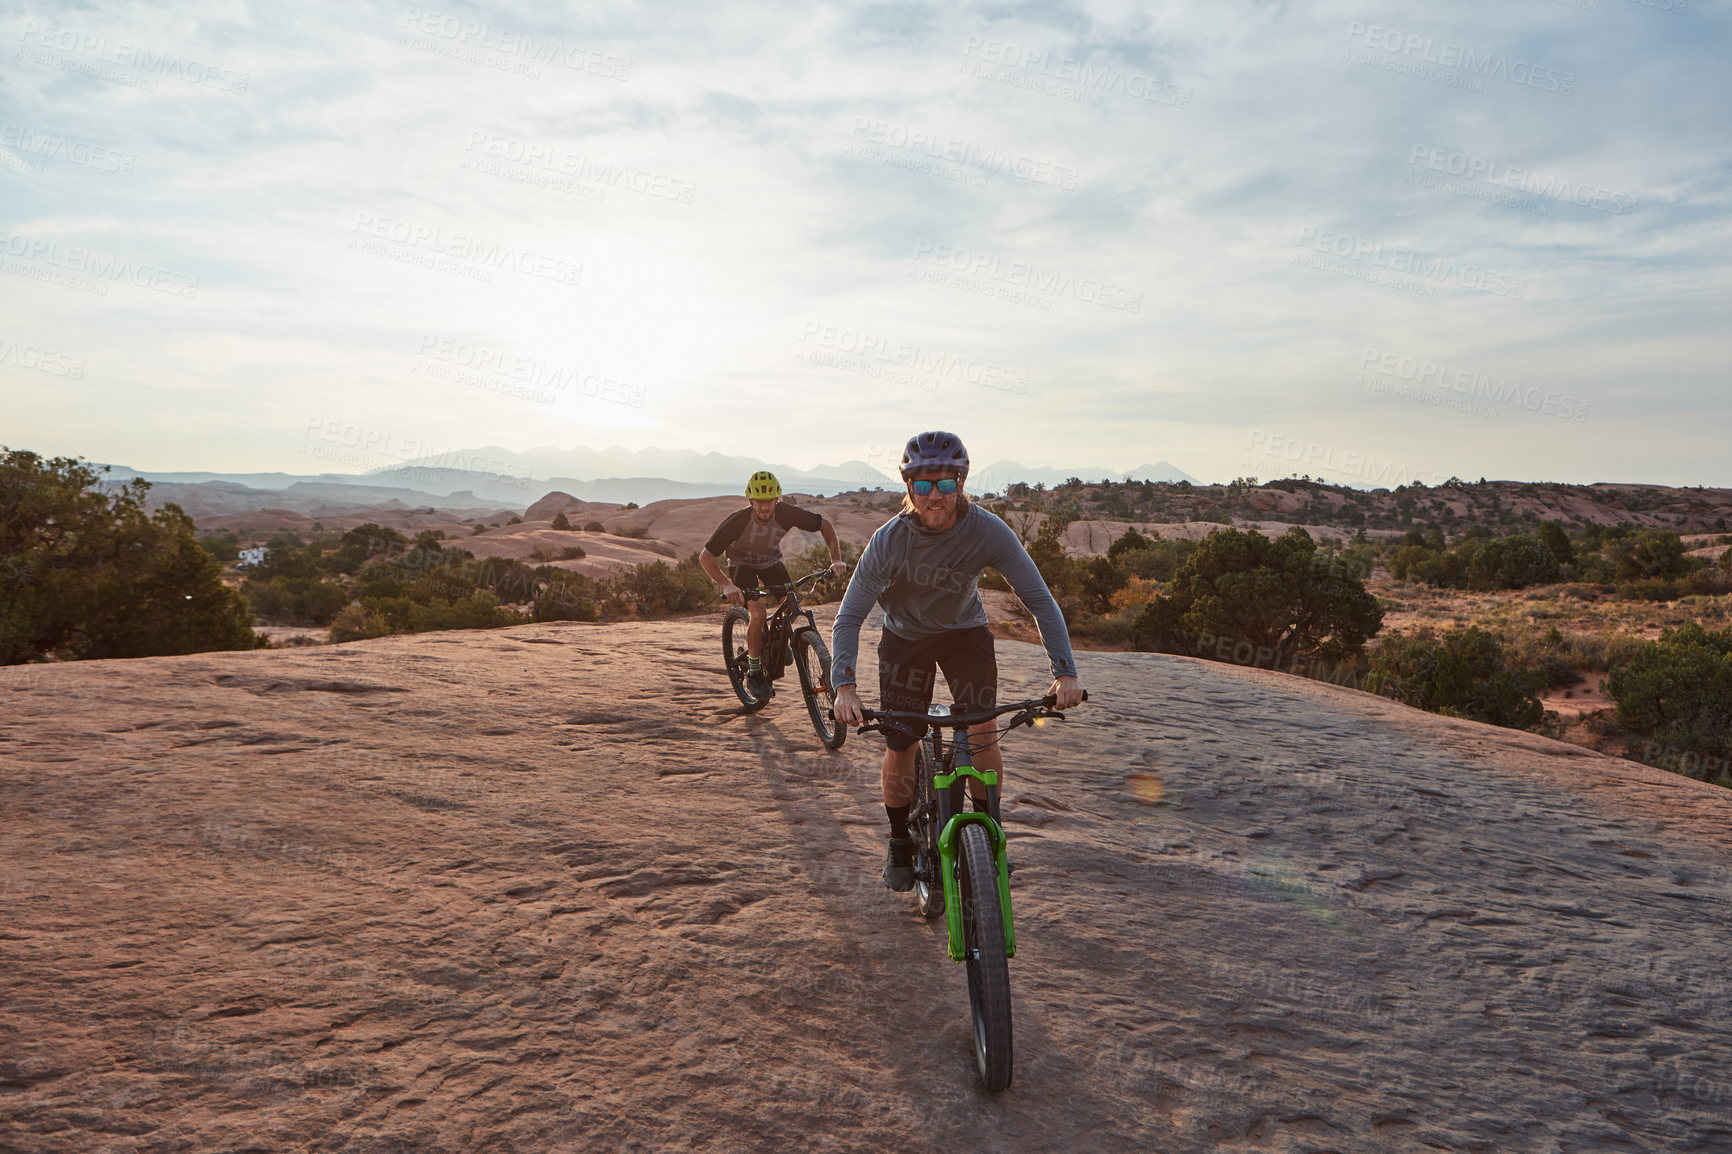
[934,764,1016,963]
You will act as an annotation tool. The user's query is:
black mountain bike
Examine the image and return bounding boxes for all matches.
[721,569,844,749]
[857,691,1086,1092]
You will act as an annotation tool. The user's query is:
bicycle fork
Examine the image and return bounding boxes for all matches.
[933,728,1016,963]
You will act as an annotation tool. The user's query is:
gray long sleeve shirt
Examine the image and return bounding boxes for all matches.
[830,503,1078,689]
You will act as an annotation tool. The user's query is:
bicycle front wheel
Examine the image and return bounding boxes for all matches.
[960,821,1013,1092]
[721,607,768,711]
[791,628,844,749]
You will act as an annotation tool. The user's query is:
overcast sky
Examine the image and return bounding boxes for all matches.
[3,0,1728,489]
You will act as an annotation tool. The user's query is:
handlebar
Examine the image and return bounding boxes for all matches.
[855,691,1088,740]
[739,569,836,601]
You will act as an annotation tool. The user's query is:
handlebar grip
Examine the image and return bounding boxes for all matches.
[1039,689,1089,707]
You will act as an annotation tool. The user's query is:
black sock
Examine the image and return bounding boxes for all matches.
[886,804,911,840]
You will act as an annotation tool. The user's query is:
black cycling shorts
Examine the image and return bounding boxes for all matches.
[729,562,792,596]
[877,626,997,752]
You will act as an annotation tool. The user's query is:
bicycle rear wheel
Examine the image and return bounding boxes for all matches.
[959,821,1013,1091]
[791,628,844,749]
[721,607,768,711]
[911,744,944,920]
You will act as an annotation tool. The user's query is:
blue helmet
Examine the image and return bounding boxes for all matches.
[899,431,969,480]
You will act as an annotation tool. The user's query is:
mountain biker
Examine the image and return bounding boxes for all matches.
[829,432,1085,891]
[699,470,847,697]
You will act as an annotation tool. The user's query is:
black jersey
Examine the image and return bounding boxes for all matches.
[703,502,823,569]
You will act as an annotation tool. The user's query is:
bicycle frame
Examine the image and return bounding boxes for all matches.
[860,694,1083,961]
[740,572,825,679]
[930,718,1016,963]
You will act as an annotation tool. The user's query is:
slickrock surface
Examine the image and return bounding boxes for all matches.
[3,615,1730,1153]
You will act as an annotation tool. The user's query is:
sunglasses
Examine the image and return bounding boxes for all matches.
[910,478,959,496]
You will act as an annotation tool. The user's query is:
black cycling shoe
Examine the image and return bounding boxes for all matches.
[746,670,773,698]
[883,837,916,892]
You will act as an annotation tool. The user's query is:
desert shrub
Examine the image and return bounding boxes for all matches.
[242,576,351,626]
[1026,517,1079,608]
[787,539,862,604]
[609,553,716,616]
[1110,576,1160,612]
[1068,608,1139,647]
[1606,530,1689,581]
[1538,520,1574,566]
[1365,628,1544,729]
[324,524,408,575]
[532,569,601,622]
[1606,623,1732,780]
[1116,538,1198,581]
[198,533,241,564]
[339,590,524,638]
[329,605,391,642]
[1389,531,1565,591]
[1465,533,1560,591]
[1503,624,1647,680]
[1078,555,1129,614]
[1106,528,1152,560]
[615,525,649,539]
[584,521,604,532]
[0,449,263,663]
[1132,527,1383,666]
[551,513,572,530]
[528,543,586,563]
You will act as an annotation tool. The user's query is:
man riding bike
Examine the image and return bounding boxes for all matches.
[699,470,847,698]
[829,432,1085,891]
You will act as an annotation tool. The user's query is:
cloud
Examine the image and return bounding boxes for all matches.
[1,0,1727,484]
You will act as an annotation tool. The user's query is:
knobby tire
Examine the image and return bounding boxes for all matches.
[960,821,1013,1092]
[721,607,768,711]
[791,628,844,749]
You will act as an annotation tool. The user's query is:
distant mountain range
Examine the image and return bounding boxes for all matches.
[98,446,1201,512]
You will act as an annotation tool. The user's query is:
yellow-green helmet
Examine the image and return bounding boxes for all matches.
[745,470,782,500]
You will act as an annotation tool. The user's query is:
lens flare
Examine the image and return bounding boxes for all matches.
[1126,772,1165,804]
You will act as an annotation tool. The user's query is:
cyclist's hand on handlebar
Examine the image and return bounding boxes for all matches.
[1049,675,1085,710]
[829,560,848,578]
[832,684,864,727]
[720,583,743,606]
